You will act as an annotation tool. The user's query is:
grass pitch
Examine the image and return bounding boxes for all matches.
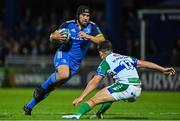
[0,88,180,120]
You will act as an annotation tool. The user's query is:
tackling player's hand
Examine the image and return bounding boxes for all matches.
[162,67,176,75]
[50,30,67,42]
[72,97,83,106]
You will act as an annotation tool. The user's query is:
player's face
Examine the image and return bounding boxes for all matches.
[99,51,105,59]
[79,13,90,26]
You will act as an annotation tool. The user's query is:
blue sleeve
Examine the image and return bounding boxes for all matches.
[91,23,103,36]
[133,58,138,67]
[130,56,138,67]
[59,22,69,29]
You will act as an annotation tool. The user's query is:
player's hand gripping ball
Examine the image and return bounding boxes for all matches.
[58,28,71,43]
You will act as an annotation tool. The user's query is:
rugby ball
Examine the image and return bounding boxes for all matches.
[58,28,71,43]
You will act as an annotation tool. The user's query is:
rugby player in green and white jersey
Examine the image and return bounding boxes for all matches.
[62,41,176,120]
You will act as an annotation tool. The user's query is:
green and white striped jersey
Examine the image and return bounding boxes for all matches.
[96,53,141,85]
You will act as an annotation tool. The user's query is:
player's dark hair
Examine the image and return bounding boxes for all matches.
[76,5,90,21]
[97,41,112,52]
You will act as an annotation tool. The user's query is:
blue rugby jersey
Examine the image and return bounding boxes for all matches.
[58,20,103,64]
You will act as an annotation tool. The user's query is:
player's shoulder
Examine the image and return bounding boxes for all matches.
[62,20,76,25]
[65,20,76,24]
[89,21,97,26]
[109,53,120,58]
[61,20,76,27]
[99,58,108,67]
[119,54,137,61]
[104,53,114,62]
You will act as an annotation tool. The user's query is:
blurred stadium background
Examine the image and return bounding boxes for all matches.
[0,0,180,120]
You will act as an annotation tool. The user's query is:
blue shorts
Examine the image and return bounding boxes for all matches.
[53,51,80,77]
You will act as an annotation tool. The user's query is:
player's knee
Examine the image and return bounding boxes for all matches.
[87,99,96,107]
[91,95,108,106]
[56,72,69,81]
[88,98,100,106]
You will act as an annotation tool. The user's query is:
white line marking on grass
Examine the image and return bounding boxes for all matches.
[160,112,180,115]
[0,112,180,115]
[0,112,68,115]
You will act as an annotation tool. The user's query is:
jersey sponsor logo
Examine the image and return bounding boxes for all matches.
[71,36,86,40]
[112,57,121,63]
[112,56,128,63]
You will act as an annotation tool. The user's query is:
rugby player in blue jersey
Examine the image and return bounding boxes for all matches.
[23,5,105,115]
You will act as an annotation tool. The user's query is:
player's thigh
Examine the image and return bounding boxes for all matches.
[107,83,141,102]
[54,51,70,80]
[56,65,70,80]
[90,87,115,104]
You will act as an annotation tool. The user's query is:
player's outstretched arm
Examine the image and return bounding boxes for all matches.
[72,75,103,106]
[137,60,176,75]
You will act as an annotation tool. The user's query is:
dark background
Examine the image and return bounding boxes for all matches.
[0,0,180,66]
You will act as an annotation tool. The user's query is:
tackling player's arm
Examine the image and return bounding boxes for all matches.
[137,60,176,75]
[73,59,109,106]
[73,75,103,106]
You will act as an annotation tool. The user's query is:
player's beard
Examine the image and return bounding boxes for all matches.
[79,20,89,27]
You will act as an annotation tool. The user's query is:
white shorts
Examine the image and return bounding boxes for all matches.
[107,82,142,102]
